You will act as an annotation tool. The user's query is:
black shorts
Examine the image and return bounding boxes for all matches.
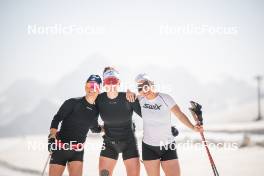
[142,141,178,161]
[100,135,139,160]
[50,149,84,166]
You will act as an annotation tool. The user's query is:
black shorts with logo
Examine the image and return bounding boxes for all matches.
[142,141,178,161]
[100,135,139,160]
[50,149,84,166]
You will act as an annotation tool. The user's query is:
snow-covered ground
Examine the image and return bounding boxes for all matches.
[205,120,264,133]
[0,131,263,176]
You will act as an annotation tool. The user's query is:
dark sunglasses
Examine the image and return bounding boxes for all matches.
[137,81,151,92]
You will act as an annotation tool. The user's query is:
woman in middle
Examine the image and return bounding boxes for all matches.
[95,67,142,176]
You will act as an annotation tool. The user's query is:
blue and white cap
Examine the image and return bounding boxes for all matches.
[86,74,102,84]
[103,69,120,80]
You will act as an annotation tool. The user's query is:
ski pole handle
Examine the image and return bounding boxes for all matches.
[189,108,202,126]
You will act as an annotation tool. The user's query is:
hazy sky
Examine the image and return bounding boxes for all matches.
[0,0,264,92]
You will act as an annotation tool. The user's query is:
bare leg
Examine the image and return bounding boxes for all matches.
[161,159,180,176]
[99,156,117,176]
[67,161,83,176]
[143,159,160,176]
[123,157,140,176]
[49,164,65,176]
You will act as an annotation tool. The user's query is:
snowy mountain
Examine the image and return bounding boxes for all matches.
[0,54,262,137]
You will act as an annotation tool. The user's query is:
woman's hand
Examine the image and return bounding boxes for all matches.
[48,133,56,153]
[193,124,204,133]
[126,89,136,102]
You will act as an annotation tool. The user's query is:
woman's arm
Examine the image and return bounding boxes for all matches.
[90,113,104,133]
[125,89,142,117]
[49,99,74,136]
[130,98,142,117]
[171,104,203,132]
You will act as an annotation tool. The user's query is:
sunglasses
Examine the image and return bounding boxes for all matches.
[137,81,151,92]
[87,82,100,91]
[104,77,119,85]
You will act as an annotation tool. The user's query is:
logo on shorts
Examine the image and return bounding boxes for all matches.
[143,103,162,110]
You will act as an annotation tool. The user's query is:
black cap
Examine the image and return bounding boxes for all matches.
[86,74,102,85]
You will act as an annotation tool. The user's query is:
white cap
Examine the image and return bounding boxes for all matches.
[103,69,120,80]
[135,73,153,82]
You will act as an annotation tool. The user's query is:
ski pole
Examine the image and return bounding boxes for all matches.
[41,153,51,176]
[189,101,219,176]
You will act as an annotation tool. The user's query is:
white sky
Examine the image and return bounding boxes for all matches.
[0,0,264,91]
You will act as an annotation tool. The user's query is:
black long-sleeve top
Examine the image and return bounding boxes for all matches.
[95,92,141,140]
[50,97,100,144]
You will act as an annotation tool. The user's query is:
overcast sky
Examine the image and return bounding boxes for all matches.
[0,0,264,92]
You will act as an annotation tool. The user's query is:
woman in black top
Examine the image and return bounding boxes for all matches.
[48,75,103,176]
[96,67,141,176]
